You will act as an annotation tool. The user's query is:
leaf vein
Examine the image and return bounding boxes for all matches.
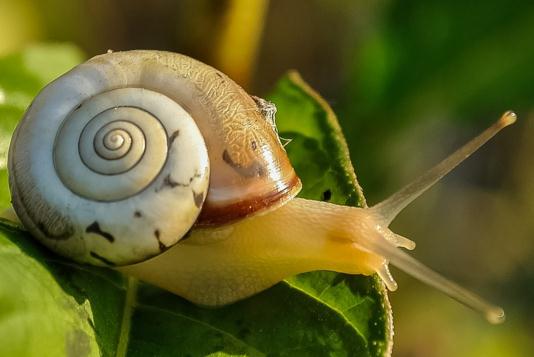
[282,280,368,343]
[343,296,374,314]
[135,303,266,357]
[116,277,138,357]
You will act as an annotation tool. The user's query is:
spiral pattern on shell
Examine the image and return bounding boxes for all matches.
[54,89,183,201]
[9,70,210,266]
[8,50,301,266]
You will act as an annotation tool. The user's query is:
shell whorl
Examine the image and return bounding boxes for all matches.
[9,68,210,266]
[54,89,175,201]
[8,50,301,266]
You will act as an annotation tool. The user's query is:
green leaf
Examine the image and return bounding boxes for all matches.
[269,72,392,356]
[0,46,392,356]
[0,43,84,209]
[0,219,126,357]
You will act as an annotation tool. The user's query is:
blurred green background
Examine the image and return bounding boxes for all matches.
[0,0,532,356]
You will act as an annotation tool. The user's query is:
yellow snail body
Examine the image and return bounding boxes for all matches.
[7,50,515,324]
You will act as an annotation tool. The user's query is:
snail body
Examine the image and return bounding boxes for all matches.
[8,50,514,323]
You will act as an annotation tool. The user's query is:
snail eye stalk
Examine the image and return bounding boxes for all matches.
[366,111,516,324]
[356,230,506,324]
[371,111,517,226]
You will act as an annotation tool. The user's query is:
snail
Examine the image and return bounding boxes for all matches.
[7,50,515,324]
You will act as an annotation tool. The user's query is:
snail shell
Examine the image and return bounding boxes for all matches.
[8,50,301,266]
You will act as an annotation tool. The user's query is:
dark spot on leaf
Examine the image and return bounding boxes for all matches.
[332,274,346,286]
[86,221,115,243]
[215,72,223,78]
[192,190,204,208]
[251,140,257,150]
[74,103,82,111]
[321,189,332,201]
[90,251,116,266]
[238,327,251,339]
[134,211,142,218]
[154,229,160,239]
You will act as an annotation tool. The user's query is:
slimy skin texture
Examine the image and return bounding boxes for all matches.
[120,112,516,323]
[119,198,393,306]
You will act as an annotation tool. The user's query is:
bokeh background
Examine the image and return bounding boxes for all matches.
[0,0,533,356]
